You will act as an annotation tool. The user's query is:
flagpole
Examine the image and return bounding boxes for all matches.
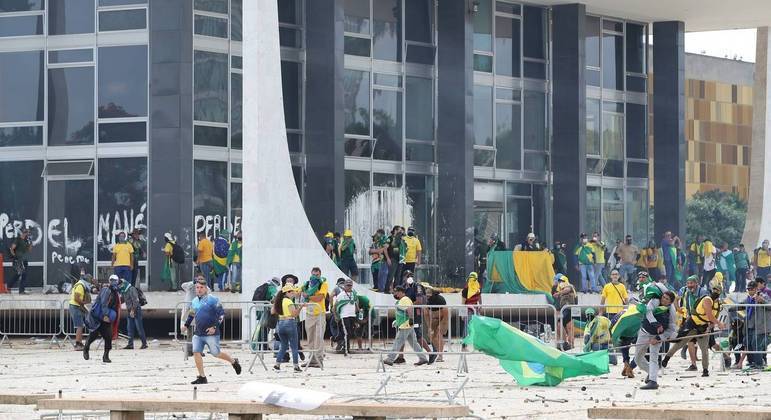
[611,329,725,351]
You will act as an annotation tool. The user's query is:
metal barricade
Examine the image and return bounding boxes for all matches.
[716,303,771,369]
[172,300,256,345]
[558,304,625,356]
[0,298,63,347]
[246,301,325,373]
[368,304,559,374]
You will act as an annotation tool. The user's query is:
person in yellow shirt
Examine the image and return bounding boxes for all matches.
[302,267,328,368]
[272,284,305,372]
[196,232,214,289]
[382,285,433,366]
[402,227,422,275]
[590,232,607,287]
[643,241,661,280]
[112,231,134,284]
[754,239,771,280]
[68,272,94,350]
[600,269,628,316]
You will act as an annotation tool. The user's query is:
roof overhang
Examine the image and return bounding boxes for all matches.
[533,1,771,31]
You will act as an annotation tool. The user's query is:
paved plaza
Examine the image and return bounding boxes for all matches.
[0,338,767,419]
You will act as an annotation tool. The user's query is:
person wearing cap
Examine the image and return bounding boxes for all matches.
[83,275,121,363]
[111,231,134,287]
[339,229,358,283]
[333,279,359,355]
[69,271,95,350]
[119,278,147,350]
[382,286,434,367]
[128,228,145,287]
[272,283,305,372]
[518,232,542,252]
[182,276,242,384]
[323,232,338,266]
[163,232,179,291]
[552,274,577,350]
[401,227,422,277]
[582,308,615,364]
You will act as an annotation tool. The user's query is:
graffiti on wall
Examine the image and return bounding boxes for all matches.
[97,203,147,256]
[194,214,241,240]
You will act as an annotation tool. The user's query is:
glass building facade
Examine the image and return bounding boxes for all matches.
[0,0,684,289]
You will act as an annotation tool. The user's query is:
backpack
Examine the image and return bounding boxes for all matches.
[136,287,148,306]
[171,242,185,264]
[252,283,271,302]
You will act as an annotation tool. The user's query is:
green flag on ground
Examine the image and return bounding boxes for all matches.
[463,316,609,386]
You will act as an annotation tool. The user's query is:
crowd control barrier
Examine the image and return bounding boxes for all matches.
[715,303,771,366]
[0,299,63,347]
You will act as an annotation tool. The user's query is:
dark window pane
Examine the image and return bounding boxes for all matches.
[231,182,242,234]
[524,151,547,171]
[405,44,434,65]
[194,160,230,239]
[627,161,648,178]
[231,162,242,178]
[231,55,242,69]
[49,0,95,35]
[603,19,623,32]
[473,0,492,52]
[523,61,545,79]
[586,68,600,87]
[523,6,545,60]
[287,132,301,152]
[231,72,242,149]
[374,73,400,87]
[0,51,44,123]
[278,0,300,24]
[194,14,228,38]
[48,67,94,145]
[99,9,146,31]
[474,149,495,167]
[344,169,370,211]
[372,89,402,161]
[602,33,623,90]
[495,1,520,14]
[98,45,148,118]
[587,157,603,174]
[194,0,227,14]
[279,27,301,48]
[344,137,372,157]
[406,76,432,141]
[49,49,93,64]
[0,15,43,37]
[99,0,147,5]
[602,106,623,161]
[474,84,493,146]
[97,157,147,261]
[0,126,43,147]
[495,102,521,170]
[495,16,520,77]
[406,142,433,162]
[523,90,545,150]
[496,88,520,101]
[345,36,370,56]
[373,0,401,62]
[343,69,370,135]
[626,23,645,73]
[344,0,370,34]
[194,50,228,123]
[46,160,93,176]
[585,15,600,68]
[405,0,431,43]
[474,54,492,72]
[281,60,301,130]
[626,75,646,93]
[374,173,402,187]
[586,98,600,155]
[626,103,646,159]
[194,125,228,147]
[406,174,434,264]
[231,0,242,41]
[0,160,44,262]
[602,159,623,177]
[0,0,43,11]
[47,179,95,276]
[98,121,146,143]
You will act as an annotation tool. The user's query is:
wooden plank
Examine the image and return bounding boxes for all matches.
[229,415,263,420]
[110,411,144,420]
[38,397,470,418]
[588,406,771,420]
[0,394,56,405]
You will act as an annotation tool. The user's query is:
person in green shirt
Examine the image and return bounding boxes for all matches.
[8,228,32,294]
[226,232,243,293]
[354,294,372,350]
[574,233,597,293]
[128,228,145,287]
[717,242,735,295]
[339,230,358,283]
[552,241,567,275]
[734,244,751,292]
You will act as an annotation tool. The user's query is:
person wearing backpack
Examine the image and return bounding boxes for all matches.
[162,232,183,291]
[119,278,147,350]
[69,272,95,350]
[83,275,121,363]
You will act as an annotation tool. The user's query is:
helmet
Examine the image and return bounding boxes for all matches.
[709,276,724,292]
[468,272,478,279]
[343,229,353,237]
[324,232,334,239]
[584,307,596,317]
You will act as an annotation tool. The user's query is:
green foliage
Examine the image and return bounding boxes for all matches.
[686,190,747,246]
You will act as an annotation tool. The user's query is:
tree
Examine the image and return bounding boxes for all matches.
[686,190,746,246]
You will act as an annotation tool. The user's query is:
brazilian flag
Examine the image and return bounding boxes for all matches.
[610,304,670,345]
[464,316,609,386]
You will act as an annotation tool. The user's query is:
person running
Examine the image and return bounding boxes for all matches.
[636,290,677,390]
[382,286,435,367]
[182,277,241,384]
[83,275,121,363]
[662,276,727,376]
[273,283,305,372]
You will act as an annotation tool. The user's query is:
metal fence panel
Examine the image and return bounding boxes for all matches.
[0,299,63,346]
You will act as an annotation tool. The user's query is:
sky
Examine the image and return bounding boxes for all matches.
[685,29,757,62]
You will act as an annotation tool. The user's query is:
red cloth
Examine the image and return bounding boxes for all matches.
[112,294,121,340]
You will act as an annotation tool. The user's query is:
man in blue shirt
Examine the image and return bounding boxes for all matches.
[182,277,241,384]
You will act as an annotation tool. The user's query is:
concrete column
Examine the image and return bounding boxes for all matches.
[652,21,686,241]
[436,0,474,287]
[148,0,193,290]
[743,27,771,248]
[551,4,586,284]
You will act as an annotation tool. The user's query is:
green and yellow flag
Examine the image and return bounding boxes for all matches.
[463,316,609,386]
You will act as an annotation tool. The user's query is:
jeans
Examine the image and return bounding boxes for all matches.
[748,330,769,367]
[126,306,147,347]
[276,319,300,365]
[114,266,132,283]
[635,329,662,382]
[230,263,241,289]
[8,260,27,293]
[594,264,606,287]
[199,261,212,289]
[386,328,427,363]
[736,268,748,292]
[758,267,770,281]
[664,261,675,283]
[619,263,636,284]
[216,271,227,291]
[377,263,390,292]
[579,264,597,292]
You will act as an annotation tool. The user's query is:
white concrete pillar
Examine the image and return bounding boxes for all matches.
[744,27,771,248]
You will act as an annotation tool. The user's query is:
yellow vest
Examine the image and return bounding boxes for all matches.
[690,296,720,326]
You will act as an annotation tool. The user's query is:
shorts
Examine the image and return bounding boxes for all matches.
[430,313,449,337]
[192,334,221,356]
[69,304,85,328]
[561,307,573,327]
